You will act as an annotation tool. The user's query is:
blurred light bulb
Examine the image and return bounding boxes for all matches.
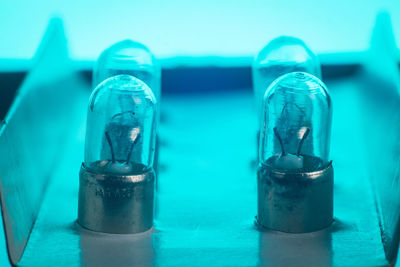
[252,36,321,119]
[257,72,333,233]
[93,39,161,102]
[92,40,162,176]
[78,75,157,234]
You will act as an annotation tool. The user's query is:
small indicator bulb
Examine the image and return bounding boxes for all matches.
[92,39,161,102]
[257,72,333,233]
[252,36,321,119]
[78,74,157,234]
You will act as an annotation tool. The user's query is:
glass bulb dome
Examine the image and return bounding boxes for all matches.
[92,39,161,101]
[259,72,332,171]
[84,75,157,175]
[253,36,321,118]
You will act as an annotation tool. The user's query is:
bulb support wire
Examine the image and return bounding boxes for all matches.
[105,131,116,163]
[105,130,141,164]
[273,127,286,156]
[297,127,310,156]
[126,133,141,163]
[105,111,142,164]
[273,127,310,157]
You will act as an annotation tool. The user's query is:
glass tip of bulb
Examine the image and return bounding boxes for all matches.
[92,39,161,100]
[102,39,154,64]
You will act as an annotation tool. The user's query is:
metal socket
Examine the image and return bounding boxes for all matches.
[257,162,333,233]
[78,164,154,234]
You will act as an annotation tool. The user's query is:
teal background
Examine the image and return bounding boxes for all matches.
[0,0,399,62]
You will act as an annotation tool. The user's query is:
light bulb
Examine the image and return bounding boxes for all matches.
[257,72,333,233]
[92,39,161,102]
[252,36,321,119]
[78,74,157,234]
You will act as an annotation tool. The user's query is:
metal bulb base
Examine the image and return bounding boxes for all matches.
[78,164,154,234]
[257,162,333,233]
